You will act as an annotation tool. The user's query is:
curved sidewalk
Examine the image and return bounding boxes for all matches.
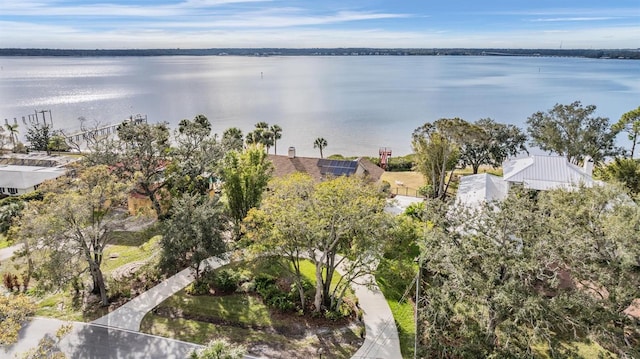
[93,253,401,358]
[93,256,229,331]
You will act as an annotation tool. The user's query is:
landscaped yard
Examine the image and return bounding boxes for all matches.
[0,222,163,322]
[141,256,364,359]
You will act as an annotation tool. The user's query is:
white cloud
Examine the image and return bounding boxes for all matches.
[531,17,618,22]
[2,20,638,49]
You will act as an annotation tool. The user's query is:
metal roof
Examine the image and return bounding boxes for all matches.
[0,165,67,189]
[502,155,593,191]
[456,173,509,207]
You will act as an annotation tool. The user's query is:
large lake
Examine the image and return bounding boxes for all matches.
[1,56,638,157]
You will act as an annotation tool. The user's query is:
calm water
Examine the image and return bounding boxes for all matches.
[1,56,638,157]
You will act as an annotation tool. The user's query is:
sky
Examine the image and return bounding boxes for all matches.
[1,0,639,49]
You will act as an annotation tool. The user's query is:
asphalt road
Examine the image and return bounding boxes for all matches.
[2,317,203,359]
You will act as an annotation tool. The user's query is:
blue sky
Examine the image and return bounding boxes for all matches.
[1,0,638,48]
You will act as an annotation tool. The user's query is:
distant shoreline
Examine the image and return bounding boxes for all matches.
[1,48,639,60]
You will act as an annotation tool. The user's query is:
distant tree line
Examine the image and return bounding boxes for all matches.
[1,48,638,59]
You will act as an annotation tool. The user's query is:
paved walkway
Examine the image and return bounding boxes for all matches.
[0,243,23,261]
[94,252,401,358]
[2,241,402,358]
[93,256,230,331]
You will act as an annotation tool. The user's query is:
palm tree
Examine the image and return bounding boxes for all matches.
[313,137,328,158]
[270,124,282,154]
[4,123,19,149]
[222,127,244,152]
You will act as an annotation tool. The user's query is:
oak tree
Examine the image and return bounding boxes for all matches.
[15,166,127,306]
[159,194,228,280]
[526,101,621,164]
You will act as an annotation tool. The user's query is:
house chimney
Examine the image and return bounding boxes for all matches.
[583,156,594,176]
[288,147,296,159]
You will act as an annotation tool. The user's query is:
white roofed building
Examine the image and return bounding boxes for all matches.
[456,155,598,208]
[0,153,74,197]
[502,155,596,191]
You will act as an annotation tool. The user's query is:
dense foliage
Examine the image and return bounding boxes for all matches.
[246,173,390,313]
[417,185,640,358]
[221,145,273,237]
[159,194,228,280]
[526,101,621,164]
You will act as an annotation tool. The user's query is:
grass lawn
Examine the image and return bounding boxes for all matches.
[375,258,418,359]
[381,171,425,197]
[381,166,503,198]
[141,256,363,359]
[0,226,162,322]
[102,234,161,274]
[0,233,9,249]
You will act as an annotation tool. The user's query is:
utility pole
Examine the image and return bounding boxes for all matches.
[414,258,421,359]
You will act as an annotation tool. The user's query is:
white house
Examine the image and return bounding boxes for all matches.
[0,153,73,197]
[456,155,598,208]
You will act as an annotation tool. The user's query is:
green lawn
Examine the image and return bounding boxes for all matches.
[375,258,417,359]
[157,290,273,327]
[0,233,10,249]
[102,234,161,273]
[141,256,363,358]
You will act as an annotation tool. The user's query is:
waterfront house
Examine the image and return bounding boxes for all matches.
[268,147,384,183]
[456,155,598,207]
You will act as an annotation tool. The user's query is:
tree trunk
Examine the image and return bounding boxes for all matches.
[324,253,336,310]
[473,163,480,174]
[314,260,324,313]
[150,191,163,219]
[290,256,306,310]
[487,303,499,351]
[89,260,109,306]
[631,133,637,158]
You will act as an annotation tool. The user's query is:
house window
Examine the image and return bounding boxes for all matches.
[0,187,5,193]
[8,188,18,195]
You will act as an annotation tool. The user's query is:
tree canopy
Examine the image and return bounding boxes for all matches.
[526,101,621,164]
[115,121,171,218]
[247,173,390,313]
[160,194,228,280]
[417,185,640,357]
[15,165,127,306]
[612,106,640,158]
[412,118,469,199]
[166,115,222,197]
[221,145,273,237]
[458,118,528,174]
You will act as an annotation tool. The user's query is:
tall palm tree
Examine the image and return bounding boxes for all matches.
[313,137,328,158]
[270,124,282,155]
[4,123,19,149]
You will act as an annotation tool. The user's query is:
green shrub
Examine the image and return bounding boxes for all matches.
[324,309,344,321]
[212,269,240,293]
[254,273,276,292]
[185,279,210,296]
[268,295,295,312]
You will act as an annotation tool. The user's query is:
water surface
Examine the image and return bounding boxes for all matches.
[1,56,638,157]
